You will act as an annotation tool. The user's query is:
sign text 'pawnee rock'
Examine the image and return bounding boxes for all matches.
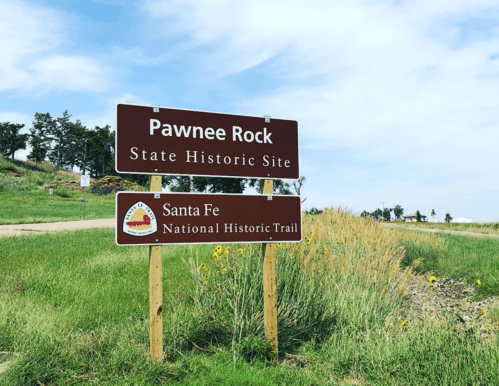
[116,104,299,179]
[115,192,302,246]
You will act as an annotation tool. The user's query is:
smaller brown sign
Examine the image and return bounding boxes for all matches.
[116,192,302,245]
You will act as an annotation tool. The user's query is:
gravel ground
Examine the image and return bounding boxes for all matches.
[402,272,499,339]
[0,218,115,237]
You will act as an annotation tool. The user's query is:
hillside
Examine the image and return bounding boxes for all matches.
[0,156,145,225]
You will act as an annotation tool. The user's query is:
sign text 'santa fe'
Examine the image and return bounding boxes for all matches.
[116,104,299,179]
[115,192,302,246]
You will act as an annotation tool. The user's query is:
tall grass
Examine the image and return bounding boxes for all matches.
[185,208,413,362]
[1,211,498,385]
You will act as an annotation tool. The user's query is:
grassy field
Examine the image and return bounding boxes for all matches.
[386,220,499,236]
[1,209,498,385]
[0,189,115,225]
[0,156,126,225]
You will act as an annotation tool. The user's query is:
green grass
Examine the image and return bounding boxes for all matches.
[1,211,498,385]
[395,230,499,300]
[0,189,115,224]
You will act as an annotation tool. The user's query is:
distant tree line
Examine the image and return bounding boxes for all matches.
[0,111,306,196]
[360,204,404,221]
[361,206,453,223]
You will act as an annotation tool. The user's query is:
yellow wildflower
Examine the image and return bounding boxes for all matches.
[305,236,311,245]
[202,273,209,283]
[214,245,222,254]
[275,244,280,250]
[477,279,481,286]
[213,252,222,261]
[238,248,244,255]
[198,263,208,271]
[481,309,487,317]
[224,246,232,255]
[220,267,228,273]
[429,276,437,286]
[400,319,408,327]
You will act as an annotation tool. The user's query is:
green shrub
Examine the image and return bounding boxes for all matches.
[0,174,34,191]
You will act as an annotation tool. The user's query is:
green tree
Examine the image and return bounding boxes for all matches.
[382,207,393,221]
[371,208,382,221]
[27,113,55,166]
[445,213,453,223]
[360,211,371,218]
[63,120,87,171]
[393,204,404,220]
[416,210,421,222]
[431,209,436,218]
[248,178,292,195]
[0,122,28,159]
[47,110,72,170]
[87,125,115,178]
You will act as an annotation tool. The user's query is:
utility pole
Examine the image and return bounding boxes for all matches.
[381,202,385,210]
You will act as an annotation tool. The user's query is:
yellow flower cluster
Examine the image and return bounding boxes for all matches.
[429,276,437,287]
[198,263,208,272]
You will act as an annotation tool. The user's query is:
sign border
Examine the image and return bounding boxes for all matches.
[115,191,303,246]
[115,103,300,180]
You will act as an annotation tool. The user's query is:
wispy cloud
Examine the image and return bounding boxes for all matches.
[0,0,110,93]
[142,0,499,219]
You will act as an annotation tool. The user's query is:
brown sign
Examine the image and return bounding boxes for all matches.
[116,104,299,179]
[115,192,302,245]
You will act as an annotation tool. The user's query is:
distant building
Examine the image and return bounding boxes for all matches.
[451,217,473,223]
[403,212,427,222]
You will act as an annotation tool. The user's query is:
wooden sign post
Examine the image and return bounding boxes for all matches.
[149,175,163,361]
[262,179,278,362]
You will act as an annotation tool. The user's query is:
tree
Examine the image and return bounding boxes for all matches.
[371,208,382,221]
[431,209,436,218]
[248,178,292,195]
[87,125,115,178]
[63,120,87,171]
[0,122,28,159]
[382,207,393,221]
[393,204,404,220]
[291,176,307,203]
[47,110,72,170]
[445,213,453,223]
[416,210,421,222]
[360,211,371,218]
[27,113,55,166]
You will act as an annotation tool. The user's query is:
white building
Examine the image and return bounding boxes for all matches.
[451,217,473,223]
[403,212,428,222]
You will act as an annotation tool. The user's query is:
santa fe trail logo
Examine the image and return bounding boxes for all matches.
[123,201,157,236]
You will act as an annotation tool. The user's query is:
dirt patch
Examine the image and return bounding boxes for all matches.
[402,272,499,339]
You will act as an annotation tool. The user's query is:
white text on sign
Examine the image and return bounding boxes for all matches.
[149,119,273,144]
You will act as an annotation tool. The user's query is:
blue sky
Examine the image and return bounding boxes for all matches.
[1,0,498,221]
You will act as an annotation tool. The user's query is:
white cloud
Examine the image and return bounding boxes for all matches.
[0,0,109,93]
[142,0,499,220]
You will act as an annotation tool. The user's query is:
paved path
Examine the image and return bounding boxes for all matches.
[380,223,499,238]
[0,218,115,238]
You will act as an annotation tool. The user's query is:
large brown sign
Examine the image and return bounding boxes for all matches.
[115,192,302,245]
[116,104,299,179]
